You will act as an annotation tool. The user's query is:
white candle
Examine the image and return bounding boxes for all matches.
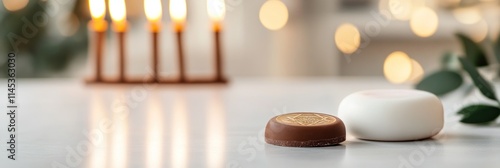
[338,89,444,141]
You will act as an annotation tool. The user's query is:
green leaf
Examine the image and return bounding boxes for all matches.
[459,57,497,101]
[458,105,500,123]
[416,70,463,96]
[456,33,488,67]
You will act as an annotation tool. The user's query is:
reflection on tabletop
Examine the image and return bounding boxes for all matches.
[87,89,226,168]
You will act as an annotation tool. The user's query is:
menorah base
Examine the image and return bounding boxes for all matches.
[85,77,228,84]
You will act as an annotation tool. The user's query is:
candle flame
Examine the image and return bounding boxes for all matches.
[109,0,127,22]
[144,0,162,22]
[207,0,225,22]
[169,0,187,23]
[89,0,106,20]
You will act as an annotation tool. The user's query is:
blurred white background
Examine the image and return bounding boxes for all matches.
[4,0,496,78]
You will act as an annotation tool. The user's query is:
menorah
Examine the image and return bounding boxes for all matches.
[86,0,227,84]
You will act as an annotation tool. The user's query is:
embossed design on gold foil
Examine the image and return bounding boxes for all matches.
[276,113,336,126]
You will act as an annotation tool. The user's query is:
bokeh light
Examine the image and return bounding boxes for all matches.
[410,7,439,38]
[469,19,488,42]
[408,59,424,83]
[335,23,361,54]
[384,51,413,84]
[385,0,424,20]
[259,0,289,31]
[453,7,482,25]
[2,0,28,12]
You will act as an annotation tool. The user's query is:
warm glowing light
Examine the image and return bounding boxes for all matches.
[109,0,127,32]
[469,19,488,42]
[259,0,289,31]
[207,94,226,168]
[335,23,361,54]
[88,0,107,32]
[171,95,188,168]
[387,0,424,20]
[170,0,187,31]
[207,0,225,22]
[453,7,481,24]
[144,0,162,32]
[144,0,162,22]
[2,0,28,12]
[89,0,106,20]
[109,0,126,22]
[384,51,413,84]
[410,7,438,38]
[408,59,424,83]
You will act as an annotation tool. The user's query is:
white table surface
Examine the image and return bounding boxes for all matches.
[1,77,499,168]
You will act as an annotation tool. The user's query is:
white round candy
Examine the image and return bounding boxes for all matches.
[338,89,443,141]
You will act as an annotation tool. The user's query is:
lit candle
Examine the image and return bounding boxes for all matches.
[169,0,187,82]
[88,0,107,81]
[144,0,163,82]
[207,0,226,82]
[109,0,128,82]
